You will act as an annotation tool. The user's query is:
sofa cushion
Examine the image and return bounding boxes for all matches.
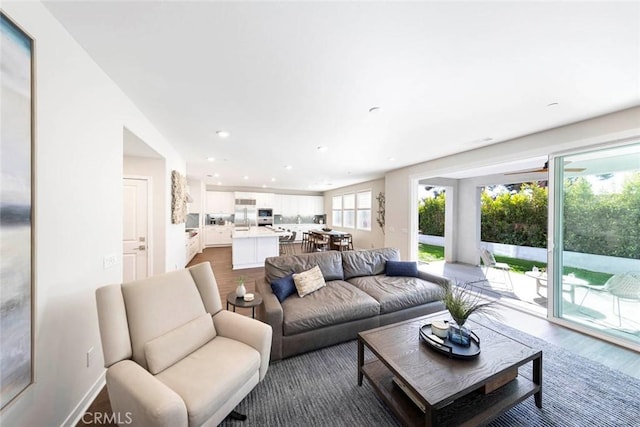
[144,313,216,375]
[265,251,344,283]
[271,273,296,302]
[347,275,443,314]
[156,337,260,427]
[281,280,380,335]
[342,248,401,280]
[385,260,419,278]
[293,266,326,297]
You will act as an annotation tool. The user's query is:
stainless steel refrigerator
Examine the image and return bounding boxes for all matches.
[234,199,257,229]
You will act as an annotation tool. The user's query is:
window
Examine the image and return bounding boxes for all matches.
[357,191,372,230]
[343,194,355,228]
[332,196,342,227]
[331,190,372,230]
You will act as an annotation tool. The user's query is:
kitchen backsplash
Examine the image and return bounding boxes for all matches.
[275,215,320,224]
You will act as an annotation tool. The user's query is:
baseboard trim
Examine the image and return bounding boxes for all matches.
[61,371,106,427]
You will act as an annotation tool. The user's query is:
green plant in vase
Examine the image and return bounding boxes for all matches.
[441,281,499,346]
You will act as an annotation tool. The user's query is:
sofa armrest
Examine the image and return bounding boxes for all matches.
[418,270,450,288]
[255,277,284,361]
[212,310,273,380]
[106,360,187,427]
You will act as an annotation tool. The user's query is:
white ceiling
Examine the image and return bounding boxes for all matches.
[44,1,640,191]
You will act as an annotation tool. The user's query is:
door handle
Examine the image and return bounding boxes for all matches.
[135,245,146,251]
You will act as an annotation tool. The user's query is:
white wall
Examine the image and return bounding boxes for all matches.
[0,3,185,426]
[324,178,385,250]
[385,107,640,262]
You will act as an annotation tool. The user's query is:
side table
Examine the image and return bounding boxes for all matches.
[226,291,263,318]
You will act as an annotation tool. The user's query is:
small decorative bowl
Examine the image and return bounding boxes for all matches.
[243,293,255,302]
[431,320,449,339]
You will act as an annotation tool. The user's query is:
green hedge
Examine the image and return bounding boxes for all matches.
[417,175,640,259]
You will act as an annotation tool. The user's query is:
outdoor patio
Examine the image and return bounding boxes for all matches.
[420,260,640,342]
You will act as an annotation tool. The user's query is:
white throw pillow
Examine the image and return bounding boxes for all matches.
[293,265,326,297]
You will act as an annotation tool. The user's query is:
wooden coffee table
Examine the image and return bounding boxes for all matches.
[357,313,542,426]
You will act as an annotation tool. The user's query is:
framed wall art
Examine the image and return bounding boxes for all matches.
[0,11,35,409]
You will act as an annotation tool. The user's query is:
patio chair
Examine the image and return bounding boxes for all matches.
[578,272,640,326]
[479,248,513,291]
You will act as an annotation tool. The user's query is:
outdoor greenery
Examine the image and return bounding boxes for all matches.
[418,174,640,259]
[563,174,640,259]
[417,243,444,263]
[481,182,547,248]
[418,190,446,236]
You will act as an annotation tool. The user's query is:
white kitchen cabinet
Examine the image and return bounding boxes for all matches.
[231,228,281,269]
[206,191,234,214]
[312,196,324,215]
[280,195,297,216]
[274,194,324,216]
[205,225,233,246]
[185,231,201,265]
[273,194,283,214]
[256,192,274,208]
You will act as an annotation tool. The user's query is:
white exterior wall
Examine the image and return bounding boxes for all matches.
[1,3,186,426]
[385,107,640,262]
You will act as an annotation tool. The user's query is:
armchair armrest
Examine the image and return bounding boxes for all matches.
[212,310,273,380]
[106,360,187,427]
[255,277,284,361]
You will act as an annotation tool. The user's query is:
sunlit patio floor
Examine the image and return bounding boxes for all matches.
[420,260,640,343]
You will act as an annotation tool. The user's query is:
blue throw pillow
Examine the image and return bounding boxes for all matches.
[385,261,419,278]
[271,273,296,302]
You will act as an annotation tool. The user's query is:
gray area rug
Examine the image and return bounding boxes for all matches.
[221,322,640,427]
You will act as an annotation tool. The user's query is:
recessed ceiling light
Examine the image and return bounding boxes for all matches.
[284,165,293,170]
[317,145,328,152]
[217,181,222,186]
[207,157,215,162]
[369,106,381,113]
[262,184,267,188]
[271,177,276,182]
[213,173,220,178]
[243,175,249,180]
[388,157,396,161]
[216,130,230,138]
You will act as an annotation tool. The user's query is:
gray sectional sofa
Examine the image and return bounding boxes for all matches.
[256,248,448,360]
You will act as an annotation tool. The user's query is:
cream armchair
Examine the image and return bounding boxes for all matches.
[95,262,272,427]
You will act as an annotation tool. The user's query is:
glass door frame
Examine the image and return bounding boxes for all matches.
[548,139,640,353]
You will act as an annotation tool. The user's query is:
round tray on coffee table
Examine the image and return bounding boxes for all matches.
[419,323,481,359]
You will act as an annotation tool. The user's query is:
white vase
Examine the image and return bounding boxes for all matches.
[236,283,246,298]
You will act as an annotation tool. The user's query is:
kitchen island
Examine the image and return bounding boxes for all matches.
[232,226,288,270]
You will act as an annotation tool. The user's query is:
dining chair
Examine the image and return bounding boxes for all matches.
[332,234,350,252]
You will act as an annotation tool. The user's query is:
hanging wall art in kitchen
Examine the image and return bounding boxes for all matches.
[0,12,35,409]
[171,170,187,224]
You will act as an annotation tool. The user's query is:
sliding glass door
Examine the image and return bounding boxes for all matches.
[552,143,640,347]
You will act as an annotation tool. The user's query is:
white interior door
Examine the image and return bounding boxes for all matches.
[123,178,149,282]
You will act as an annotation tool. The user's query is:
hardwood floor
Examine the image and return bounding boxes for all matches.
[78,245,639,425]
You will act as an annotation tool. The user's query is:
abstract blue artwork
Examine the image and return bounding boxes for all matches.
[1,12,34,409]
